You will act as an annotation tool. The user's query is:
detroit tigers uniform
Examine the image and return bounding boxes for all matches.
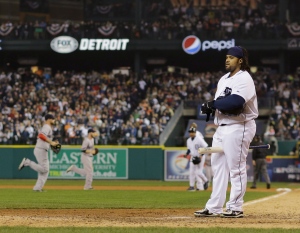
[68,137,95,190]
[204,153,213,184]
[205,70,258,213]
[23,124,53,191]
[187,133,208,190]
[196,130,204,139]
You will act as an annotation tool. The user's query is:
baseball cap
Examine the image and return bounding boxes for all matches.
[45,114,55,120]
[188,127,196,133]
[88,128,95,134]
[227,46,243,58]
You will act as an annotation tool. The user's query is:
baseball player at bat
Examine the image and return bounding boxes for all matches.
[66,128,99,190]
[18,114,59,192]
[184,126,209,191]
[194,46,258,218]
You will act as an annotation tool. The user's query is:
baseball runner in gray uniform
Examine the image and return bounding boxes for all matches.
[66,128,99,190]
[18,114,59,192]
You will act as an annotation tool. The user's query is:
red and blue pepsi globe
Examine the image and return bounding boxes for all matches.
[182,35,201,55]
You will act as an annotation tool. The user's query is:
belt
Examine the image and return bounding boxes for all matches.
[220,124,227,126]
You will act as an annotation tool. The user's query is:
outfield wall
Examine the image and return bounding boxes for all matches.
[0,146,299,182]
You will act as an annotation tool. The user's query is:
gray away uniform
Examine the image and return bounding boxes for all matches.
[24,124,53,191]
[70,137,95,189]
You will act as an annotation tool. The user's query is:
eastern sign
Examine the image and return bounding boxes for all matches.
[48,148,128,179]
[182,35,235,55]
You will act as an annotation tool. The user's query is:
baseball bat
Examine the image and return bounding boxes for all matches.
[198,144,270,154]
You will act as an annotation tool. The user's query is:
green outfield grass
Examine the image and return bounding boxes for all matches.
[0,179,293,209]
[0,180,299,232]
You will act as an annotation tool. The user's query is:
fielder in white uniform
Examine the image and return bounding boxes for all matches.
[195,46,258,218]
[66,128,99,190]
[18,114,59,192]
[185,126,209,191]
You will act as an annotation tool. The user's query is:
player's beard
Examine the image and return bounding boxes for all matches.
[225,63,240,74]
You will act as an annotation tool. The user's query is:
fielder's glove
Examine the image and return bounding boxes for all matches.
[51,143,61,154]
[92,148,99,156]
[192,156,201,165]
[201,101,215,122]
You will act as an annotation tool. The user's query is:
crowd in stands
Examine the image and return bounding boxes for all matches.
[0,68,179,145]
[0,65,299,146]
[262,71,300,154]
[0,0,298,40]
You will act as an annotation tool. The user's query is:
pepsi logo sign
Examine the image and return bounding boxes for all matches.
[182,35,201,55]
[50,36,79,54]
[182,36,235,55]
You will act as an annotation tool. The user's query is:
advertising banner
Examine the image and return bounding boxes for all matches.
[267,157,300,182]
[48,148,128,179]
[165,149,254,182]
[164,150,189,181]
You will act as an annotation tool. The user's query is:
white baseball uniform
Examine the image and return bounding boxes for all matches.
[196,130,204,138]
[187,135,208,190]
[205,70,258,213]
[70,137,95,189]
[24,124,53,191]
[204,154,213,183]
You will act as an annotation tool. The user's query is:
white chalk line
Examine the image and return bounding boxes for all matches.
[243,188,292,207]
[131,188,293,220]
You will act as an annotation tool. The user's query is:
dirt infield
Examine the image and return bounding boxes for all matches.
[0,186,299,229]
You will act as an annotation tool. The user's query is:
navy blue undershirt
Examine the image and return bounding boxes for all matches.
[214,94,245,111]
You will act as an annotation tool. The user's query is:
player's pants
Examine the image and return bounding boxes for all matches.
[205,120,256,213]
[189,155,208,190]
[252,158,270,186]
[27,148,49,191]
[72,155,94,189]
[204,165,213,183]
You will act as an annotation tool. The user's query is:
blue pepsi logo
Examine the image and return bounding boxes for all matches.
[182,35,201,55]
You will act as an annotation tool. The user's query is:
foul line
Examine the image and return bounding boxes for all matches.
[243,188,291,207]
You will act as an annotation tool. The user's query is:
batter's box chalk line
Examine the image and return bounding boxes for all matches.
[244,188,291,207]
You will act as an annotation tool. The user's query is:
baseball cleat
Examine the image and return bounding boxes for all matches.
[204,181,209,190]
[33,189,46,192]
[221,210,244,218]
[18,158,27,171]
[194,208,220,217]
[66,165,74,173]
[267,183,271,189]
[84,187,94,190]
[186,186,195,191]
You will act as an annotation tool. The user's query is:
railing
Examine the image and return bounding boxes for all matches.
[159,101,184,145]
